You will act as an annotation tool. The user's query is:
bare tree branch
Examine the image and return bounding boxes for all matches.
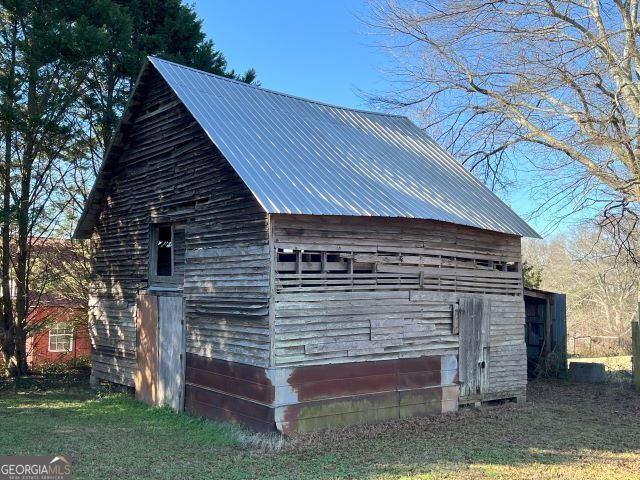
[367,0,640,221]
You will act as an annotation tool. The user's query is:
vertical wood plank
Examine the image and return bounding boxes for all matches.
[452,303,459,335]
[268,216,277,368]
[632,318,640,392]
[135,293,158,406]
[458,296,490,399]
[158,295,185,411]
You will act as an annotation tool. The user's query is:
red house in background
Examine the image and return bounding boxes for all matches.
[8,238,92,367]
[26,305,90,365]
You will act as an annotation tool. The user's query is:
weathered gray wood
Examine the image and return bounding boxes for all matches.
[88,67,271,386]
[452,304,460,335]
[458,297,490,399]
[157,295,185,412]
[632,319,640,391]
[267,213,527,404]
[87,67,527,407]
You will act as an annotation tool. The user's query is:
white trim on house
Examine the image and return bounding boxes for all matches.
[48,324,74,353]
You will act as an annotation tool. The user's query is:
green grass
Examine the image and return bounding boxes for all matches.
[1,373,639,479]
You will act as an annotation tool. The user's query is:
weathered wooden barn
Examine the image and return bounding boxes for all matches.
[74,57,539,434]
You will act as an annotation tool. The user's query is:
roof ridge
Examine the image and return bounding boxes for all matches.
[148,56,408,120]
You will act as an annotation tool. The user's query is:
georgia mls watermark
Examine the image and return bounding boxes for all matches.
[0,456,71,480]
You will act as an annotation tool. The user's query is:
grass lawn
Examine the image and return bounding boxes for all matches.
[1,372,639,480]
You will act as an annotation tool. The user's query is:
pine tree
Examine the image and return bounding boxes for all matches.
[0,0,115,376]
[0,0,255,376]
[79,0,256,185]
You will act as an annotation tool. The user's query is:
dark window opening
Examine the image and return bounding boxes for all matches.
[276,248,374,275]
[490,261,519,272]
[145,102,161,115]
[326,253,341,263]
[156,225,173,276]
[506,262,519,272]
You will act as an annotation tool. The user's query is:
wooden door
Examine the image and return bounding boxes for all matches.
[135,293,158,405]
[157,295,185,412]
[458,296,490,399]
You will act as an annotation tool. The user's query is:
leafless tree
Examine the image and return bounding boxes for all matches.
[368,1,640,220]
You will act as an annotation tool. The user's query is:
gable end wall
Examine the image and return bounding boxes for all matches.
[89,67,270,386]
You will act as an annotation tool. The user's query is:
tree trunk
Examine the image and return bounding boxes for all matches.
[1,21,17,377]
[9,65,40,378]
[11,180,31,376]
[1,137,15,376]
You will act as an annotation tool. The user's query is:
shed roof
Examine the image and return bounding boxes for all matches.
[75,57,539,238]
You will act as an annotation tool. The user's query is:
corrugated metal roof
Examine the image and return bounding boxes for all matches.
[149,57,538,238]
[77,56,538,239]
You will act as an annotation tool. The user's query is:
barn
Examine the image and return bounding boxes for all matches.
[74,57,539,434]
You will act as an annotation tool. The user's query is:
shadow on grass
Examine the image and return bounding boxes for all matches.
[1,374,639,479]
[0,366,91,393]
[0,371,284,455]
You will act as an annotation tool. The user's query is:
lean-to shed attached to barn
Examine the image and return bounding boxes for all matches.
[75,57,540,434]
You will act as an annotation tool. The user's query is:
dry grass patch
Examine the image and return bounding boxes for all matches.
[1,374,639,479]
[569,355,632,372]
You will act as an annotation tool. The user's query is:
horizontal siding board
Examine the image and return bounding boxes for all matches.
[89,68,271,386]
[271,214,526,402]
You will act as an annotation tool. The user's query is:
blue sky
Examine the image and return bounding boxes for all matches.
[192,1,385,109]
[192,1,583,238]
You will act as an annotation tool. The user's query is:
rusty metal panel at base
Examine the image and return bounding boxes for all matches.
[276,386,444,434]
[180,354,457,434]
[274,355,456,434]
[183,353,276,432]
[287,356,443,402]
[185,353,275,404]
[135,293,158,406]
[184,384,276,432]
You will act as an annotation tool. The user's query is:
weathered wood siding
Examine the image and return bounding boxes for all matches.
[271,214,526,401]
[89,67,270,386]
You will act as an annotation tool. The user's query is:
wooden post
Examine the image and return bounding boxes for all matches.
[633,319,640,392]
[544,297,552,354]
